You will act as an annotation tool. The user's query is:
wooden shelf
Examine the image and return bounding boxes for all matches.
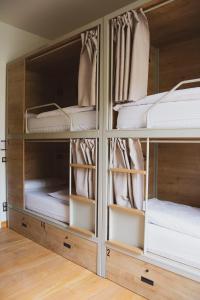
[70,163,96,170]
[70,194,95,204]
[106,240,143,256]
[110,168,146,175]
[109,204,145,217]
[69,226,94,238]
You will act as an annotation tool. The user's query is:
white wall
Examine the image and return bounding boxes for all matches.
[0,21,48,223]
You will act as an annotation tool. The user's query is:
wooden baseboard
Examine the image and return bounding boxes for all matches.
[0,221,8,229]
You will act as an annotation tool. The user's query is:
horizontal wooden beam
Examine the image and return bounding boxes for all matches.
[109,204,145,217]
[69,226,94,238]
[70,194,95,204]
[70,163,96,170]
[106,240,143,256]
[110,168,146,175]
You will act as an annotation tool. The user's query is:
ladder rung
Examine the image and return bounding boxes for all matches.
[109,204,145,217]
[69,226,94,238]
[110,168,146,175]
[106,240,143,255]
[70,194,95,204]
[70,163,96,170]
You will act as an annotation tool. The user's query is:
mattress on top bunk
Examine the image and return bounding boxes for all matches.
[27,106,96,133]
[147,223,200,269]
[114,87,200,129]
[148,198,200,239]
[25,187,69,223]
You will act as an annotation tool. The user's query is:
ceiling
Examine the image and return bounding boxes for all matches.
[0,0,136,39]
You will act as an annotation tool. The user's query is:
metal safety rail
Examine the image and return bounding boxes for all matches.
[25,103,71,133]
[146,78,200,127]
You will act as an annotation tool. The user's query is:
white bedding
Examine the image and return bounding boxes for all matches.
[114,87,200,129]
[148,198,200,239]
[25,178,66,190]
[27,110,96,133]
[147,223,200,269]
[36,105,94,118]
[25,187,69,223]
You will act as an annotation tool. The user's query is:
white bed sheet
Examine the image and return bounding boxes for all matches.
[148,198,200,239]
[147,223,200,269]
[115,87,200,129]
[25,188,69,223]
[27,110,96,133]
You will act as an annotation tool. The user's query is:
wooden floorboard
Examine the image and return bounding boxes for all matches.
[0,229,146,300]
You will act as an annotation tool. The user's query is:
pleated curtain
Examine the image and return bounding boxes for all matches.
[111,138,144,210]
[71,139,96,199]
[78,29,98,107]
[112,9,150,103]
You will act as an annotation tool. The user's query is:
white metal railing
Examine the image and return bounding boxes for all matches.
[25,103,71,133]
[146,78,200,127]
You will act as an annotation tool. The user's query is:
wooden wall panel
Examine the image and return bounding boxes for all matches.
[7,139,24,208]
[25,142,69,181]
[159,37,200,92]
[157,143,200,207]
[7,60,25,135]
[148,46,159,95]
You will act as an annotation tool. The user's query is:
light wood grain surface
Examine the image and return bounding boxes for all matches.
[0,229,145,300]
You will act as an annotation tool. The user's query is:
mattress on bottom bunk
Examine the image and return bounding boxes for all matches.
[147,223,200,269]
[27,110,96,133]
[25,188,69,223]
[114,87,200,129]
[148,198,200,239]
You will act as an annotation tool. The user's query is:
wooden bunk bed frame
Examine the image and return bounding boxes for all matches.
[6,0,200,299]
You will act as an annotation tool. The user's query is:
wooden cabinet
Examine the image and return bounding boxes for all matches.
[9,208,46,245]
[7,139,24,209]
[45,223,97,273]
[9,208,97,273]
[106,248,200,300]
[7,60,25,135]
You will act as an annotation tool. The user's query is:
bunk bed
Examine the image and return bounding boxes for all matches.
[109,137,200,270]
[114,81,200,129]
[25,178,69,223]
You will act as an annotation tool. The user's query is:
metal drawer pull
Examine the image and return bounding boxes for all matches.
[63,242,71,249]
[21,222,27,228]
[141,276,154,286]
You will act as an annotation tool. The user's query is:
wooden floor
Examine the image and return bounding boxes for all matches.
[0,229,146,300]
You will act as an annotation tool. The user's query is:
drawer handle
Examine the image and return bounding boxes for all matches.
[21,222,27,228]
[141,276,154,286]
[63,242,71,249]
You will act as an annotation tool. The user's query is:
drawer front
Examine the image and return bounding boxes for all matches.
[8,208,46,246]
[106,248,200,300]
[46,223,97,273]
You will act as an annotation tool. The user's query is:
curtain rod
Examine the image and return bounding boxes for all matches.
[144,0,176,13]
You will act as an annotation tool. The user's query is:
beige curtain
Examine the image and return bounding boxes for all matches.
[71,139,96,199]
[111,138,144,210]
[78,29,98,107]
[112,9,150,103]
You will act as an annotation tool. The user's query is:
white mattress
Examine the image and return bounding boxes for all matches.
[147,223,200,269]
[27,110,96,133]
[25,188,69,223]
[114,87,200,129]
[148,198,200,239]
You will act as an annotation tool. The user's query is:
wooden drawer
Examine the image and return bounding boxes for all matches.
[106,248,200,300]
[9,208,97,273]
[8,208,46,246]
[45,223,97,273]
